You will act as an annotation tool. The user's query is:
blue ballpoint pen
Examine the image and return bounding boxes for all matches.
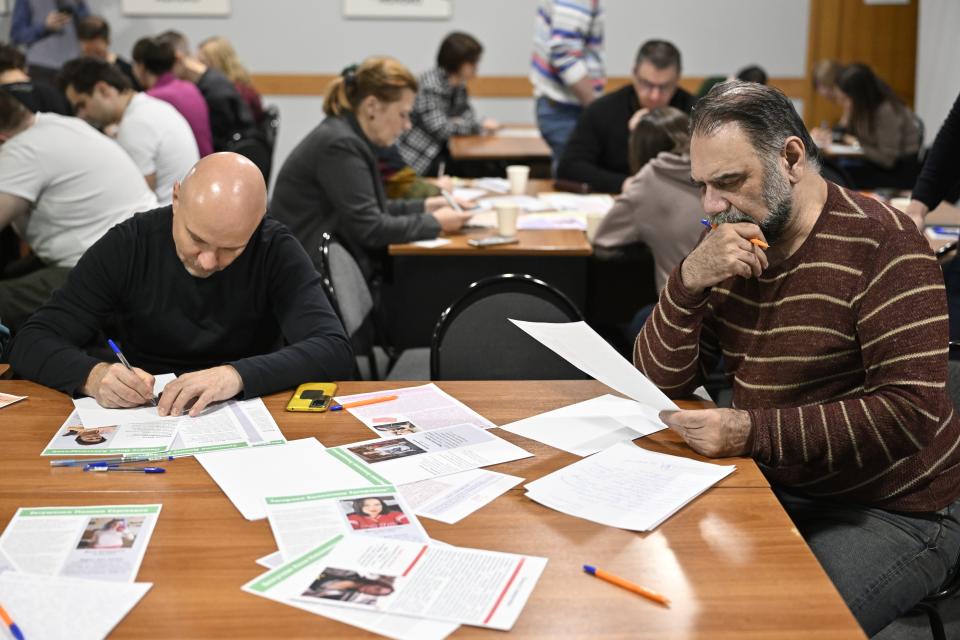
[107,338,158,406]
[87,466,166,473]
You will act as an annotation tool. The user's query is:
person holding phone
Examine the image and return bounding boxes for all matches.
[10,0,89,85]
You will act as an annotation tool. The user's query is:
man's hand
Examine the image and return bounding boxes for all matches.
[431,207,473,233]
[680,222,769,294]
[44,10,71,32]
[482,118,500,133]
[628,107,650,132]
[82,362,155,408]
[905,200,929,232]
[157,365,243,418]
[658,408,753,458]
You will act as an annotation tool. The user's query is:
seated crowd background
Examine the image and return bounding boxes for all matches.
[1,2,960,637]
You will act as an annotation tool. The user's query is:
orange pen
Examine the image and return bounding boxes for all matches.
[583,564,670,606]
[330,395,399,411]
[700,218,769,250]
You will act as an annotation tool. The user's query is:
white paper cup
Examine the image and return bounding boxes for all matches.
[585,212,604,242]
[889,197,911,213]
[496,204,519,236]
[506,165,530,195]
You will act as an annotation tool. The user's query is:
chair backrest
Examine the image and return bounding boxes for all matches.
[318,233,378,379]
[431,273,588,380]
[262,104,280,153]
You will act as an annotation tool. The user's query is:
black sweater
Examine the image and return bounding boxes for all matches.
[912,90,960,210]
[557,84,695,193]
[270,113,440,278]
[9,207,354,397]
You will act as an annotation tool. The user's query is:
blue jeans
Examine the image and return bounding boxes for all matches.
[535,96,582,174]
[775,488,960,636]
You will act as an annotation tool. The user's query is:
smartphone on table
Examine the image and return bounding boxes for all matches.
[286,383,338,412]
[467,235,519,248]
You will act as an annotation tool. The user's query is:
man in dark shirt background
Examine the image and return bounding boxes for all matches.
[159,30,255,152]
[557,39,695,193]
[9,152,353,417]
[0,43,71,115]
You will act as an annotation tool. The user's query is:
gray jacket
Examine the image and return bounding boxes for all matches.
[270,113,440,278]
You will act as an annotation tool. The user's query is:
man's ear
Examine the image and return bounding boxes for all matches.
[783,137,806,182]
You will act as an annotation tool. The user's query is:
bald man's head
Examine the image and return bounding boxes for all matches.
[170,152,267,278]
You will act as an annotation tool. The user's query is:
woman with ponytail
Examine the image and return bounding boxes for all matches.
[271,56,472,279]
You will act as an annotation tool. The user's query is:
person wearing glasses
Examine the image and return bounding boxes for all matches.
[557,39,694,194]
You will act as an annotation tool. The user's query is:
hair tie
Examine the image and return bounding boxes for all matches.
[341,64,358,88]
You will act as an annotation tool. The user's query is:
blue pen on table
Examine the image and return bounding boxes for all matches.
[107,338,158,406]
[51,454,181,468]
[87,466,166,474]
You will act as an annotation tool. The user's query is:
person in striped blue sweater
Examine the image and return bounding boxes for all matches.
[529,0,604,168]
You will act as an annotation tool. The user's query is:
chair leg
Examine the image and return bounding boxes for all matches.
[912,602,946,640]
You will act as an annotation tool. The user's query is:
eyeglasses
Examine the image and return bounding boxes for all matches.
[636,78,677,94]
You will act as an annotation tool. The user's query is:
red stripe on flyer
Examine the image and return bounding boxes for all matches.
[403,545,429,577]
[483,557,526,625]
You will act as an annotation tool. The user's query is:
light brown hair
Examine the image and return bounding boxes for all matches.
[628,107,690,174]
[199,36,251,86]
[324,56,418,117]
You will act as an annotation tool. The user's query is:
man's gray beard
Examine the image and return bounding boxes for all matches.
[708,163,794,244]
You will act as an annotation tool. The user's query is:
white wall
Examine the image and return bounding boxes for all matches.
[2,0,810,188]
[916,0,960,146]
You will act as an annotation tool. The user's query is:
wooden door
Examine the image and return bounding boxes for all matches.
[805,0,918,128]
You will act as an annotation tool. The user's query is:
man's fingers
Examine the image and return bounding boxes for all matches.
[189,391,214,417]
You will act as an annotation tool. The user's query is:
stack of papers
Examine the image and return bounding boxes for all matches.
[0,573,152,640]
[500,394,665,456]
[243,534,546,632]
[526,442,734,530]
[470,177,509,193]
[0,504,160,638]
[475,195,553,212]
[537,192,615,215]
[0,392,27,409]
[44,373,286,457]
[335,383,495,435]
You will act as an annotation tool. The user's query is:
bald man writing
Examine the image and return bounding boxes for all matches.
[9,152,353,416]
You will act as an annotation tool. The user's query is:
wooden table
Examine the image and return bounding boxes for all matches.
[0,379,865,639]
[386,179,592,346]
[449,126,551,162]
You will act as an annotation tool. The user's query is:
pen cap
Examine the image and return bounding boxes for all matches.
[583,565,597,575]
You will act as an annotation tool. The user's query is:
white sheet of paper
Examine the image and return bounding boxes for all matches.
[499,394,665,456]
[0,547,18,574]
[398,469,523,524]
[266,483,430,562]
[0,392,27,409]
[0,504,161,582]
[451,187,487,201]
[73,373,177,425]
[476,195,552,212]
[245,534,546,631]
[331,424,532,486]
[470,177,509,193]
[0,573,152,640]
[252,543,459,639]
[495,127,542,138]
[256,550,283,569]
[537,192,615,214]
[410,238,453,249]
[511,320,679,416]
[336,383,496,434]
[196,438,381,521]
[42,411,180,456]
[525,441,734,531]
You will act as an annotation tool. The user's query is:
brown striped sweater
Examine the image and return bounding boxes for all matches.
[635,181,960,512]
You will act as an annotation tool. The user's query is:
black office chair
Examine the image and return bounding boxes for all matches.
[906,351,960,639]
[318,234,428,380]
[229,105,279,183]
[430,273,589,380]
[318,233,381,380]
